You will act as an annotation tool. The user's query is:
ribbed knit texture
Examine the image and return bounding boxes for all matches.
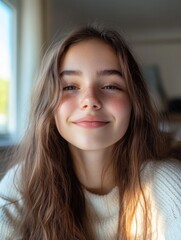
[0,160,181,239]
[84,160,181,240]
[142,160,181,240]
[84,186,119,240]
[0,165,22,240]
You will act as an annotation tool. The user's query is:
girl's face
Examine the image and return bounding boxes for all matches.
[55,39,132,152]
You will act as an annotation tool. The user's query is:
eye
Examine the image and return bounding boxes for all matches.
[102,85,122,91]
[63,85,78,91]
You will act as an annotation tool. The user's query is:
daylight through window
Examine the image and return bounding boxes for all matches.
[0,1,16,138]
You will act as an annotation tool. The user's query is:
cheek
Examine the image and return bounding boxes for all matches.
[54,109,62,132]
[54,98,76,129]
[108,96,132,117]
[58,98,76,117]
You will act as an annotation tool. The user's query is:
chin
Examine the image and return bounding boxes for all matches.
[70,141,115,152]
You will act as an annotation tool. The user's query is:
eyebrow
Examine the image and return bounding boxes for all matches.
[97,69,123,77]
[60,69,123,78]
[59,70,82,77]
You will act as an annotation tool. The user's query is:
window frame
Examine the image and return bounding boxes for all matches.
[0,0,17,146]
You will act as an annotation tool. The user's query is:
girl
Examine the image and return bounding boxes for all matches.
[0,25,181,240]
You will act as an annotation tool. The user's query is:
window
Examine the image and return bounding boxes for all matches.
[0,0,16,144]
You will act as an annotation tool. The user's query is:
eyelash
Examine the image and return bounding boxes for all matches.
[63,85,79,91]
[102,85,121,91]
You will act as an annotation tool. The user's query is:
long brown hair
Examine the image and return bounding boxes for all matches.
[5,25,171,239]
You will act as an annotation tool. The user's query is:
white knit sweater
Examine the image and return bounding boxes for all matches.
[0,160,181,239]
[84,160,181,240]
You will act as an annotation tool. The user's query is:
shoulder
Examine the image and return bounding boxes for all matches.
[141,159,181,218]
[141,159,181,189]
[0,164,21,204]
[0,165,22,239]
[141,159,181,185]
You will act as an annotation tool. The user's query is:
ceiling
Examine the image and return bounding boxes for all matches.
[50,0,181,34]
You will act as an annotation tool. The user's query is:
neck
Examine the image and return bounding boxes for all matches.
[69,145,116,195]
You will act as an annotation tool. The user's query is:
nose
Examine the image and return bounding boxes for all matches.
[80,88,102,110]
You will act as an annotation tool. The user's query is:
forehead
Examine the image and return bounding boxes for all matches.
[60,38,121,71]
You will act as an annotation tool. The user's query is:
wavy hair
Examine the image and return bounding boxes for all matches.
[6,25,170,239]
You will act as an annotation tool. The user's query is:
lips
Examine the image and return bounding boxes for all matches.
[72,116,109,128]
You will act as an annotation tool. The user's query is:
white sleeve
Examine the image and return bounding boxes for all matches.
[149,160,181,239]
[0,166,22,240]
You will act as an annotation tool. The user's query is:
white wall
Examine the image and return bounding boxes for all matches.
[129,31,181,99]
[45,0,181,100]
[16,0,44,140]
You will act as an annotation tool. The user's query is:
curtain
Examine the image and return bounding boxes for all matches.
[17,0,45,140]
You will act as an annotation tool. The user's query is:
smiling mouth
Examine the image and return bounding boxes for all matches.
[73,120,109,128]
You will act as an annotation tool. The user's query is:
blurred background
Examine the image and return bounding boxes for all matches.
[0,0,181,167]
